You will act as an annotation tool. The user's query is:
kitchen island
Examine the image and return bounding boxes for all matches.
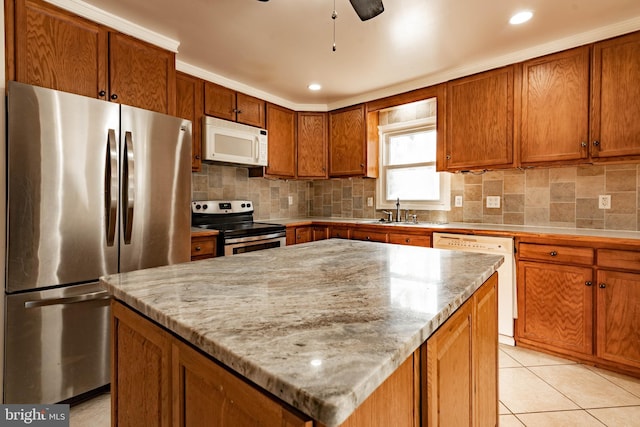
[101,239,503,426]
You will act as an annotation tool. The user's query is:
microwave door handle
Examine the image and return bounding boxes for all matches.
[122,131,135,245]
[105,129,118,246]
[254,136,260,161]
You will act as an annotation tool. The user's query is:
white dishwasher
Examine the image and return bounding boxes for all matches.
[433,232,517,346]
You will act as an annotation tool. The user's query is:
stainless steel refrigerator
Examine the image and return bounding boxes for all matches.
[4,81,192,404]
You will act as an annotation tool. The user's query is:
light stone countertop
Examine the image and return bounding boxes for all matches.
[265,217,640,241]
[100,239,503,426]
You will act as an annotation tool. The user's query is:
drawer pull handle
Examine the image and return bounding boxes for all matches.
[585,281,592,287]
[549,251,558,256]
[599,283,606,289]
[405,238,410,243]
[195,246,201,251]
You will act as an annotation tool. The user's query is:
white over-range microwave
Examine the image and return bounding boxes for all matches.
[203,116,268,166]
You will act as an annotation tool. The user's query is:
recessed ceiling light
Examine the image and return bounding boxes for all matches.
[308,83,322,91]
[509,11,533,25]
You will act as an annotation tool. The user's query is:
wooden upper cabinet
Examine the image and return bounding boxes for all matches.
[265,103,296,178]
[329,104,368,177]
[520,46,590,165]
[591,31,640,160]
[204,82,266,128]
[445,66,516,171]
[297,112,328,179]
[12,0,108,99]
[203,82,236,121]
[237,93,266,127]
[176,72,204,171]
[108,32,176,115]
[10,0,176,115]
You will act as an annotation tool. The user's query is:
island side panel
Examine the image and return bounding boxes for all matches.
[422,272,499,427]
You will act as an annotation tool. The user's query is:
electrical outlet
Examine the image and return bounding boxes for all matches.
[599,195,611,209]
[486,196,501,208]
[288,195,294,206]
[367,197,374,207]
[454,195,463,207]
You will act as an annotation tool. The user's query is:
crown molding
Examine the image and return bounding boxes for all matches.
[44,0,180,52]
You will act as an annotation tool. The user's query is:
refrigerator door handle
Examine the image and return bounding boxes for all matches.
[122,131,135,244]
[105,129,118,246]
[24,291,111,308]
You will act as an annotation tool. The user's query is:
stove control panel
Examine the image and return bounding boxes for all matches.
[192,200,253,214]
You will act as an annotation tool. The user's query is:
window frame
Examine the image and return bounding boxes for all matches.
[376,117,450,211]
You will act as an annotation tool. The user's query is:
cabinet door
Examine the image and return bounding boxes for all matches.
[112,301,172,427]
[312,226,329,241]
[176,72,204,171]
[520,47,590,165]
[265,103,296,178]
[237,93,266,128]
[298,112,328,179]
[295,227,313,244]
[109,32,176,114]
[330,226,351,239]
[13,0,108,99]
[596,270,640,369]
[204,82,236,121]
[173,339,312,427]
[425,299,473,427]
[351,229,387,243]
[445,66,515,170]
[190,235,215,260]
[474,274,498,427]
[517,261,593,355]
[329,104,367,177]
[591,31,640,159]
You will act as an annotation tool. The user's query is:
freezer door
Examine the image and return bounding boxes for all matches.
[119,105,191,272]
[4,283,111,403]
[6,82,120,292]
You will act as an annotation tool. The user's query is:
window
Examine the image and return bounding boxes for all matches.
[376,116,450,211]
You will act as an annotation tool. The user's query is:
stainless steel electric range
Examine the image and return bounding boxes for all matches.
[191,200,286,256]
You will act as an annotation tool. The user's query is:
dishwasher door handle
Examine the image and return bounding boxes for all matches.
[24,291,111,308]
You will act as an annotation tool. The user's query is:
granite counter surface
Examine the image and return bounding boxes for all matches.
[100,239,503,426]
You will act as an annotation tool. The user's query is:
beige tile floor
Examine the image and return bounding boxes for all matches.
[70,344,640,426]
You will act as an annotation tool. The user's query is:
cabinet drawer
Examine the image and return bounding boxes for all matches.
[351,230,388,243]
[597,249,640,271]
[519,243,593,266]
[330,226,351,239]
[191,237,215,258]
[388,233,431,247]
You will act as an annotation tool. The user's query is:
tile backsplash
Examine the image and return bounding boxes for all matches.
[193,162,640,231]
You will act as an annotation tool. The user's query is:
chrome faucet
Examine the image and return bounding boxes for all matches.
[382,210,393,222]
[395,198,400,222]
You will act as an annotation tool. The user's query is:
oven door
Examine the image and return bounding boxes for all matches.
[224,232,286,256]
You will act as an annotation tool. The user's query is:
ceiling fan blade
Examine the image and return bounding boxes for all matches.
[349,0,384,21]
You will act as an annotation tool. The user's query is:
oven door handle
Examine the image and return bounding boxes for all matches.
[224,232,286,245]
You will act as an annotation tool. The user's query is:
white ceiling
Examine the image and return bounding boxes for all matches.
[50,0,640,110]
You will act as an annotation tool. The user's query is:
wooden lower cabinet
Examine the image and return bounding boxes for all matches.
[351,229,387,243]
[191,234,217,260]
[111,276,498,427]
[517,261,593,356]
[596,269,640,369]
[287,225,329,245]
[424,273,498,427]
[174,339,312,427]
[111,301,172,427]
[388,233,431,247]
[329,226,351,239]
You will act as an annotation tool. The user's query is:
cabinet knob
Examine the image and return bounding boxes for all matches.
[360,163,365,168]
[110,94,118,100]
[581,141,587,148]
[585,281,592,286]
[405,238,410,243]
[599,283,606,289]
[366,236,371,240]
[549,251,558,256]
[195,246,201,251]
[593,140,600,147]
[195,155,200,160]
[98,90,106,97]
[446,154,451,160]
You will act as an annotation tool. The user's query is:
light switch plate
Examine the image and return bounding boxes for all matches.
[367,197,374,207]
[288,195,294,206]
[454,195,463,207]
[486,196,501,208]
[599,195,611,209]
